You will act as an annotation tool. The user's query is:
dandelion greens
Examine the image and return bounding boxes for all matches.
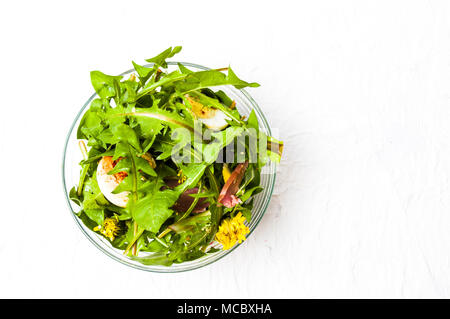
[70,47,283,266]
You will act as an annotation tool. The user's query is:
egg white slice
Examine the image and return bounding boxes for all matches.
[96,157,129,208]
[198,109,230,131]
[185,95,231,131]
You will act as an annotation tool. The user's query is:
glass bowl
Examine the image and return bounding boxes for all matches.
[62,62,277,272]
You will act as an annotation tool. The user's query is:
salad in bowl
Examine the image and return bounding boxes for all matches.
[65,47,283,269]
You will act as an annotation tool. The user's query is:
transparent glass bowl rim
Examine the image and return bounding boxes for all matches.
[62,61,276,272]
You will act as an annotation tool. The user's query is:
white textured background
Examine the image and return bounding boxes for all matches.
[1,0,450,298]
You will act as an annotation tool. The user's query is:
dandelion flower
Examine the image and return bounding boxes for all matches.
[177,169,187,184]
[94,216,120,241]
[215,212,250,250]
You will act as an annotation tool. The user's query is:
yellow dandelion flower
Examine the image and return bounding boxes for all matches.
[94,215,120,241]
[177,169,187,184]
[215,212,250,250]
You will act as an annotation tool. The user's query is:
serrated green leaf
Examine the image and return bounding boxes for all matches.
[178,68,259,93]
[132,61,155,86]
[90,71,123,99]
[145,46,182,68]
[175,163,207,192]
[111,123,142,153]
[133,178,180,232]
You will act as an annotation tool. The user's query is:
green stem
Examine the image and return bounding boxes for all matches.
[112,111,196,134]
[186,231,209,250]
[206,165,219,194]
[142,135,157,155]
[154,236,169,248]
[77,141,89,196]
[124,228,144,256]
[205,166,223,227]
[80,149,114,164]
[128,143,139,256]
[157,228,172,240]
[136,73,188,99]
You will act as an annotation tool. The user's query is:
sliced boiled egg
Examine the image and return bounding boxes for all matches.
[185,95,230,131]
[197,109,230,131]
[96,156,129,208]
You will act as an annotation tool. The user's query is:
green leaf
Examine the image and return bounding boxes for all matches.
[90,71,123,99]
[135,107,164,139]
[132,61,155,86]
[202,126,245,164]
[119,80,138,104]
[80,175,107,225]
[80,149,114,165]
[169,46,182,57]
[76,211,99,230]
[78,109,103,139]
[111,123,142,153]
[239,163,259,191]
[69,186,82,206]
[169,211,211,233]
[178,67,259,93]
[96,128,117,145]
[267,135,284,163]
[240,186,263,203]
[178,63,193,74]
[227,67,260,89]
[133,178,180,232]
[84,209,104,226]
[110,146,156,194]
[154,137,176,161]
[175,163,207,192]
[239,205,253,222]
[145,238,169,252]
[123,106,195,133]
[145,46,182,68]
[215,90,233,107]
[108,156,131,175]
[169,126,195,164]
[137,70,186,98]
[135,156,157,176]
[246,109,259,131]
[131,252,173,266]
[113,141,129,161]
